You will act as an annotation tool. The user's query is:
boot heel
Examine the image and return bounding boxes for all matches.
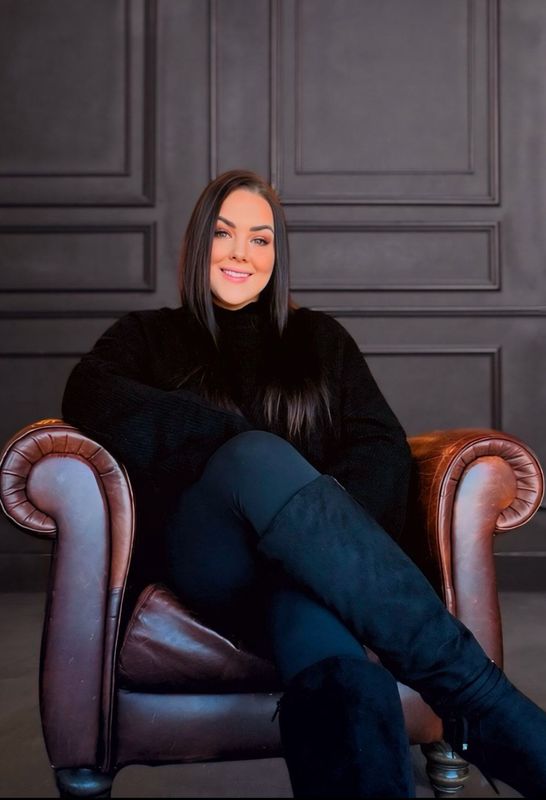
[444,715,500,794]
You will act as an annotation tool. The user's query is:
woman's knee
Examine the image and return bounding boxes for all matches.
[203,430,317,489]
[211,430,288,467]
[196,430,320,533]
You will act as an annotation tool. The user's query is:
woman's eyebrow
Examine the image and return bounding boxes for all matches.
[217,215,274,234]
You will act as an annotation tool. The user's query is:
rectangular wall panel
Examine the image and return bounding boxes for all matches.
[0,0,156,206]
[273,0,498,204]
[288,222,499,291]
[0,225,156,292]
[362,347,501,433]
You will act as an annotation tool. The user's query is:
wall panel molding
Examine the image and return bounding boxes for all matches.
[0,0,132,180]
[0,0,157,206]
[360,345,502,430]
[316,306,546,317]
[293,2,476,177]
[271,0,499,205]
[288,221,500,291]
[0,224,156,293]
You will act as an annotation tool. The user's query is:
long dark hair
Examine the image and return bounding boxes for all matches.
[178,169,333,445]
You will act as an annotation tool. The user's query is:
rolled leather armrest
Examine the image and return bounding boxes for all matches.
[0,419,135,771]
[404,428,544,665]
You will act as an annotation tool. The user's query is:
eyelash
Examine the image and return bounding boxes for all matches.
[214,229,270,247]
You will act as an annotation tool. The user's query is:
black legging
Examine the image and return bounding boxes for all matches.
[164,430,368,685]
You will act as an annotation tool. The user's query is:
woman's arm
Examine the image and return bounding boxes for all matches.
[325,328,412,540]
[61,311,253,485]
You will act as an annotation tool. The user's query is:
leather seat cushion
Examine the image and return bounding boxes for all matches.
[117,584,444,743]
[118,583,281,692]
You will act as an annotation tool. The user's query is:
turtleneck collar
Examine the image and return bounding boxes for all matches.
[212,294,270,328]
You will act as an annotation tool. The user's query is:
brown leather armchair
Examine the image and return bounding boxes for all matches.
[0,419,543,799]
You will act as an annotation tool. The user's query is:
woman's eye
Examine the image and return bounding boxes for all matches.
[253,237,269,246]
[214,229,229,238]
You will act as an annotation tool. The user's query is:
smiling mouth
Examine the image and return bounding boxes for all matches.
[221,268,253,278]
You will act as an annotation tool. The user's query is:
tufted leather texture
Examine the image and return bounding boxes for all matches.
[0,418,135,588]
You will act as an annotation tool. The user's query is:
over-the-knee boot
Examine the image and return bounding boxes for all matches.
[276,655,415,798]
[257,474,546,797]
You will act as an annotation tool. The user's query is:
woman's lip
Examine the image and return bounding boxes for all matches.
[220,268,252,282]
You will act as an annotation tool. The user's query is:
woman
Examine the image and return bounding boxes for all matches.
[62,169,546,798]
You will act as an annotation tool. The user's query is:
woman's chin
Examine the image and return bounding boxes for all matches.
[212,289,260,310]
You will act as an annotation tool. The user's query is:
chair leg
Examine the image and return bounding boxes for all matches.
[55,768,113,798]
[421,741,469,797]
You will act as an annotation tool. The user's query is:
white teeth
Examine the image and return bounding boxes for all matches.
[222,269,250,277]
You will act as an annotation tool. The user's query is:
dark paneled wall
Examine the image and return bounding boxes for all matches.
[1,0,545,589]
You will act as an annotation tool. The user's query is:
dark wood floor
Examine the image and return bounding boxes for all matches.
[2,591,545,798]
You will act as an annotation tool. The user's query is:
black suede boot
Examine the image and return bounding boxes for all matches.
[257,474,546,798]
[276,655,415,798]
[443,665,546,798]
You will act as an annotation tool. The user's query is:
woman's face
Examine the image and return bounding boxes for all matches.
[210,188,275,310]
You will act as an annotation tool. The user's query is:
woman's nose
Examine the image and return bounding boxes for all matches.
[231,240,247,261]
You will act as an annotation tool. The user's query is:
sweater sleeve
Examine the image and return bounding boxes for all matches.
[61,311,253,487]
[325,326,412,539]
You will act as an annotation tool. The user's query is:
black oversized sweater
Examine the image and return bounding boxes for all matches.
[61,299,412,539]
